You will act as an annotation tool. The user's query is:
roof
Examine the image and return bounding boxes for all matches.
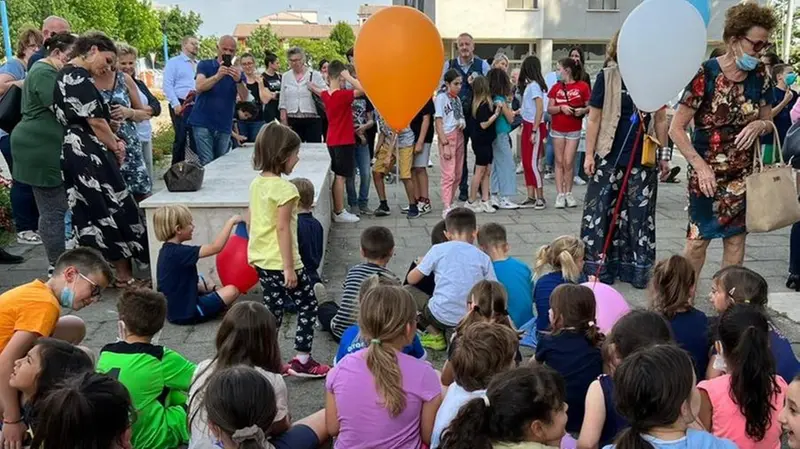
[233,23,361,40]
[357,4,387,16]
[257,10,316,24]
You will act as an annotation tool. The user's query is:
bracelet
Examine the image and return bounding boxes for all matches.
[3,418,22,424]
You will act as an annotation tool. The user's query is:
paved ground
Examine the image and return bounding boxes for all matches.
[1,148,799,421]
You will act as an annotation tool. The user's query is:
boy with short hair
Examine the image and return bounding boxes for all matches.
[318,226,400,341]
[373,112,420,218]
[97,289,196,449]
[478,222,534,329]
[407,207,497,350]
[232,101,259,146]
[290,177,326,301]
[154,205,241,325]
[0,248,112,443]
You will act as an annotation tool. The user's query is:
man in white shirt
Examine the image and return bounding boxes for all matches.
[163,36,199,164]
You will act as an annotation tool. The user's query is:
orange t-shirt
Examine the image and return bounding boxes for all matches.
[0,280,61,352]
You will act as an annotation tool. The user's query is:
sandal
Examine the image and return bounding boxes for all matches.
[113,278,151,289]
[661,166,681,183]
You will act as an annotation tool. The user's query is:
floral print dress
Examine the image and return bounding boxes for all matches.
[680,58,770,240]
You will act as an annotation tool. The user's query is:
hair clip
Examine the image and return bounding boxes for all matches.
[370,338,382,345]
[588,320,596,327]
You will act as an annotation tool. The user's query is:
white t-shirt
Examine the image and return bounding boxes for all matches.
[431,384,487,449]
[417,241,496,326]
[188,360,288,449]
[521,82,545,123]
[434,92,459,134]
[135,85,153,142]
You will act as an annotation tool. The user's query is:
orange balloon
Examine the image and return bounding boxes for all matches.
[354,6,444,131]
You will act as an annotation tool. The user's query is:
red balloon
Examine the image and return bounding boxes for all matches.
[216,236,259,293]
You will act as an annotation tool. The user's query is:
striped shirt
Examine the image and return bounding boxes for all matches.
[330,263,400,338]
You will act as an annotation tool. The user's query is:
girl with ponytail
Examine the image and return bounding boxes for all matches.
[325,285,442,448]
[439,365,568,449]
[609,344,734,449]
[697,304,786,449]
[535,284,604,434]
[533,235,586,332]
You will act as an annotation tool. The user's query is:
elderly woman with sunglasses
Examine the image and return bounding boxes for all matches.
[52,32,149,288]
[669,3,777,279]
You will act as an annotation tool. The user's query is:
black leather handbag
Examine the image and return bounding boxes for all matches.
[0,85,23,133]
[164,161,205,192]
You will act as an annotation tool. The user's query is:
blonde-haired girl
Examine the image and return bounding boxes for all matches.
[533,235,586,333]
[466,76,501,213]
[325,285,442,449]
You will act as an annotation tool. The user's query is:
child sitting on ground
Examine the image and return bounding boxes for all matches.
[291,177,326,300]
[607,344,735,449]
[0,248,110,447]
[649,255,709,382]
[154,205,241,325]
[439,365,568,449]
[318,226,401,342]
[478,223,534,331]
[403,220,447,309]
[698,304,786,449]
[326,285,442,448]
[407,207,496,351]
[373,111,420,218]
[97,289,196,449]
[780,374,800,448]
[533,235,586,333]
[431,322,519,448]
[335,274,425,365]
[577,310,674,449]
[535,284,604,435]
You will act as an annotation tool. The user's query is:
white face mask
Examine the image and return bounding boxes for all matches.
[713,344,728,372]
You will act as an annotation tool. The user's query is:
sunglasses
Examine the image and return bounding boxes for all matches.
[79,272,102,298]
[743,36,772,53]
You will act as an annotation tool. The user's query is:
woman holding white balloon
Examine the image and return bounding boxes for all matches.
[669,3,777,278]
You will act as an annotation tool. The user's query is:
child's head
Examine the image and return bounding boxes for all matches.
[431,220,447,245]
[710,265,768,313]
[606,309,673,370]
[471,76,491,116]
[153,204,194,242]
[51,248,113,310]
[10,338,93,406]
[327,60,346,84]
[204,365,276,449]
[213,301,282,374]
[444,207,478,242]
[649,255,696,319]
[534,235,585,282]
[780,374,800,449]
[613,344,700,447]
[487,67,512,98]
[451,322,518,392]
[439,365,567,449]
[717,304,780,441]
[290,177,315,211]
[235,101,258,121]
[549,284,605,347]
[31,372,132,449]
[477,222,508,254]
[456,280,514,334]
[444,68,462,95]
[253,122,301,175]
[117,289,167,339]
[358,285,418,417]
[357,273,401,305]
[360,226,395,263]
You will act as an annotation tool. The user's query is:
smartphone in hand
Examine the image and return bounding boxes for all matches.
[222,54,233,67]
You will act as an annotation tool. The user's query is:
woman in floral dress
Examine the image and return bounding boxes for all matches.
[669,3,777,277]
[53,32,149,286]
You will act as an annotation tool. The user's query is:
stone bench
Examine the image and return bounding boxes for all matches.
[140,143,332,289]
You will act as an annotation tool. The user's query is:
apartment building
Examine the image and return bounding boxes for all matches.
[396,0,763,76]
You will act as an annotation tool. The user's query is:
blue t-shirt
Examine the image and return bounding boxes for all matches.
[335,325,425,364]
[762,86,798,148]
[535,330,603,433]
[534,271,585,332]
[493,258,533,328]
[492,95,512,134]
[669,308,710,382]
[188,59,242,133]
[598,374,627,447]
[297,212,323,285]
[157,242,200,324]
[589,69,644,168]
[771,328,800,381]
[603,429,736,449]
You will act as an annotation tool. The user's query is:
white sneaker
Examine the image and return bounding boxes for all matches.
[565,192,578,208]
[16,231,42,245]
[515,163,523,174]
[573,176,587,186]
[333,210,360,223]
[481,201,497,214]
[555,193,566,209]
[428,159,433,167]
[544,172,555,180]
[498,197,520,210]
[442,207,452,219]
[465,200,483,213]
[65,236,78,250]
[490,195,500,209]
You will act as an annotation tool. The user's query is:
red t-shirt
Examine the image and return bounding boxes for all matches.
[548,81,591,133]
[321,89,356,146]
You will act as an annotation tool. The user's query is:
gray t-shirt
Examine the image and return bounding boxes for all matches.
[377,111,416,148]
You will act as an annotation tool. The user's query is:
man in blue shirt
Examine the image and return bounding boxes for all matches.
[188,35,248,166]
[26,16,70,69]
[163,36,199,164]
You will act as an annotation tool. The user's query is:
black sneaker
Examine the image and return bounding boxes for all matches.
[374,203,391,217]
[458,191,468,202]
[407,205,420,219]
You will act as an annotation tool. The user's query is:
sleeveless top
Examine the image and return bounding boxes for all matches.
[599,374,628,447]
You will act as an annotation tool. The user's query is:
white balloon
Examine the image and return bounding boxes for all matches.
[618,0,707,112]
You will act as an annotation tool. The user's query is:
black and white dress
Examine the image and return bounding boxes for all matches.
[53,64,149,263]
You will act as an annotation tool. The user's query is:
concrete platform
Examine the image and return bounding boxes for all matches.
[139,143,333,288]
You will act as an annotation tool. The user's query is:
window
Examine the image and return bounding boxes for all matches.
[473,43,532,62]
[507,0,538,9]
[403,0,425,11]
[552,43,607,80]
[588,0,618,10]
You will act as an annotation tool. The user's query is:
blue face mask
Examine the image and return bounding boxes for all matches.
[786,73,797,86]
[735,44,761,72]
[556,71,563,82]
[60,286,74,308]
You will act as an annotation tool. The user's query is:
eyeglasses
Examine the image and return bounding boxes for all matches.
[743,36,772,53]
[79,273,102,298]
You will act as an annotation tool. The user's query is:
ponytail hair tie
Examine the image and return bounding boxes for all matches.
[370,338,382,345]
[588,320,596,327]
[483,396,490,407]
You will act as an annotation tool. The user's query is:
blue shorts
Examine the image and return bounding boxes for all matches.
[196,291,225,321]
[272,424,319,449]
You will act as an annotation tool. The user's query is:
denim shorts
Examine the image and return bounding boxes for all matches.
[272,424,319,449]
[550,130,582,140]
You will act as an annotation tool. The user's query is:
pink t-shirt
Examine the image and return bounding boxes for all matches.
[326,349,441,449]
[697,374,787,449]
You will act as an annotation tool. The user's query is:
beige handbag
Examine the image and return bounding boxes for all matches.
[746,122,800,233]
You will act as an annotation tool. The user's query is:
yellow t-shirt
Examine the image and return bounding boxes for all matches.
[248,176,303,271]
[0,280,61,352]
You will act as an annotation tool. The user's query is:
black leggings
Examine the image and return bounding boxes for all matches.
[288,117,323,143]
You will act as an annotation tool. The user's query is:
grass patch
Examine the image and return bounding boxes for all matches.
[152,124,174,167]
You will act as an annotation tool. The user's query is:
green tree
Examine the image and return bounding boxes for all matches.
[116,0,161,56]
[288,38,343,68]
[197,35,219,60]
[329,21,355,55]
[770,0,800,63]
[244,25,285,67]
[157,6,203,59]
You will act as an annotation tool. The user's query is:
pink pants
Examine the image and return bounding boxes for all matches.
[439,129,464,208]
